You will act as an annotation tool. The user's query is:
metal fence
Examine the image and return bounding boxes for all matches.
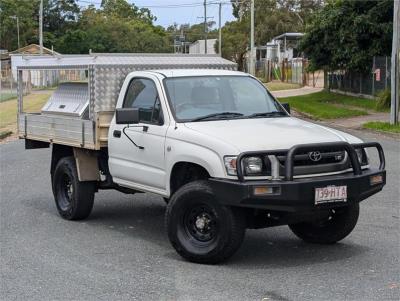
[254,58,309,85]
[327,56,391,96]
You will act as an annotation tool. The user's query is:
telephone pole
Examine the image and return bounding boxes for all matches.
[390,0,399,124]
[218,2,222,56]
[10,16,20,49]
[204,0,207,54]
[39,0,43,54]
[249,0,255,75]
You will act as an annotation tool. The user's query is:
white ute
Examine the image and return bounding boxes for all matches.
[16,54,386,264]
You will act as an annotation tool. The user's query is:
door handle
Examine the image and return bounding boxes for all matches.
[113,130,121,138]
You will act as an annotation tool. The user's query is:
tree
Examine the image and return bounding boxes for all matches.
[0,0,39,50]
[1,0,172,54]
[300,0,393,73]
[100,0,155,24]
[220,20,249,70]
[231,0,323,45]
[219,0,323,70]
[57,2,171,54]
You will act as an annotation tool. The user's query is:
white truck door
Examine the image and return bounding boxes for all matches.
[108,75,169,192]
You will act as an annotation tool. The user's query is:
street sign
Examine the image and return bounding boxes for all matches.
[375,68,381,81]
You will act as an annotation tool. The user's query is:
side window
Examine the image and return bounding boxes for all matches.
[123,78,163,124]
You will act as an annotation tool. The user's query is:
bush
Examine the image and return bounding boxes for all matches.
[375,89,391,111]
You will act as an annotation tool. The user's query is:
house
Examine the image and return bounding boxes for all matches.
[9,44,60,88]
[2,44,58,78]
[189,39,217,55]
[255,32,304,63]
[271,32,304,61]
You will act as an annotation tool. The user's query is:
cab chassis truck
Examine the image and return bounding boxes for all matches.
[16,54,386,264]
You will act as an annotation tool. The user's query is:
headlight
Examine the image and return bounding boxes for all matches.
[224,155,268,176]
[224,156,237,175]
[243,156,263,174]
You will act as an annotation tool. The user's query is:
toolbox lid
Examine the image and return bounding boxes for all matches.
[41,82,89,118]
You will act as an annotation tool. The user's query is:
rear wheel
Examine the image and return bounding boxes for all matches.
[289,204,360,244]
[52,156,95,220]
[165,180,246,264]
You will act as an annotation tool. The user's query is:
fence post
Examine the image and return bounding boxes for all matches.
[372,56,376,96]
[385,56,388,90]
[360,74,362,94]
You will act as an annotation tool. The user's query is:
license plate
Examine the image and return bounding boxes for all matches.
[315,185,347,205]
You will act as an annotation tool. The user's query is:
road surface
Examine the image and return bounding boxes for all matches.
[1,130,399,301]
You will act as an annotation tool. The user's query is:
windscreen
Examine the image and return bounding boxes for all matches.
[164,76,286,122]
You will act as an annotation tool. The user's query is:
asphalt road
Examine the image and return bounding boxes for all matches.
[1,130,399,301]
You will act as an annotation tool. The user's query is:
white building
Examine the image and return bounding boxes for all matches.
[189,39,217,55]
[255,33,304,63]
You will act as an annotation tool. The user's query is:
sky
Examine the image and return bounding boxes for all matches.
[77,0,236,29]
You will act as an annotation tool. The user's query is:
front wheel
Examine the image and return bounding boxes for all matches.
[165,180,246,264]
[289,203,360,244]
[52,156,96,220]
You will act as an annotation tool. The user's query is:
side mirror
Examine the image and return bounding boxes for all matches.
[116,108,139,124]
[281,103,290,114]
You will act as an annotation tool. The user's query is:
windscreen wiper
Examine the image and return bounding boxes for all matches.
[246,111,287,118]
[191,112,244,122]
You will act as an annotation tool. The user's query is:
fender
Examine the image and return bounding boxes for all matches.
[165,139,227,196]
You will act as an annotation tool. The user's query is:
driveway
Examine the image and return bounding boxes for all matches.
[1,130,399,301]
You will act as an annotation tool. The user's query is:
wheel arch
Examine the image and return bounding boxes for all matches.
[51,144,74,177]
[168,161,211,197]
[51,144,99,182]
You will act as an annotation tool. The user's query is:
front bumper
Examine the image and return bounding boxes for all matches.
[209,168,386,212]
[209,141,386,212]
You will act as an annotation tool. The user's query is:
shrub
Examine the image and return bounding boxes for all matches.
[375,89,391,111]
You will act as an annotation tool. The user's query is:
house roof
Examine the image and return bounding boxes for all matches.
[272,32,304,41]
[10,44,59,55]
[2,44,60,61]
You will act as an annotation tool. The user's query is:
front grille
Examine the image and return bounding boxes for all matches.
[276,150,346,166]
[272,149,350,176]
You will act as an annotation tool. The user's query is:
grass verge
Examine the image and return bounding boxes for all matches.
[265,81,301,91]
[363,122,400,134]
[0,130,12,140]
[278,91,374,119]
[1,93,17,102]
[0,93,50,129]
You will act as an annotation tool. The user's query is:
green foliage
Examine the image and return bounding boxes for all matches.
[301,0,393,73]
[57,5,171,54]
[0,0,39,51]
[222,0,323,70]
[0,131,13,140]
[375,89,391,111]
[363,122,400,134]
[100,0,155,24]
[231,0,323,46]
[220,19,249,69]
[278,91,372,119]
[1,0,171,54]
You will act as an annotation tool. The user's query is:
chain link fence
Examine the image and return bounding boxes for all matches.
[1,70,17,102]
[327,56,391,96]
[254,58,310,86]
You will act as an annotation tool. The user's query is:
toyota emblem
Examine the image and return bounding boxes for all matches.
[309,151,322,162]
